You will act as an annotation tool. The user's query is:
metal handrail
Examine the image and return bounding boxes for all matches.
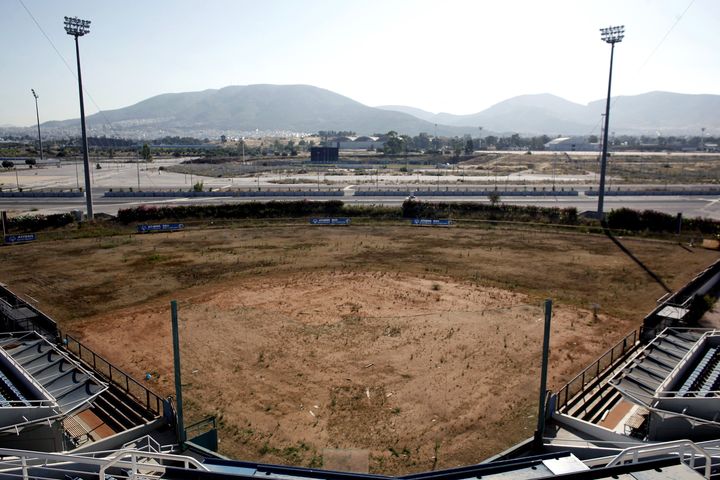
[60,333,163,415]
[98,447,209,478]
[606,439,712,479]
[0,446,207,480]
[556,328,638,411]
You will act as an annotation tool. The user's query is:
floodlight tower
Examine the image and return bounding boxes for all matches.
[64,16,94,220]
[596,25,624,219]
[31,89,44,162]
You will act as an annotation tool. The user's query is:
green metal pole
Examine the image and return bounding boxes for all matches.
[535,299,552,447]
[171,300,186,445]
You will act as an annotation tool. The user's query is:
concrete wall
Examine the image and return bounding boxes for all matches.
[0,191,82,198]
[104,190,344,198]
[354,189,579,197]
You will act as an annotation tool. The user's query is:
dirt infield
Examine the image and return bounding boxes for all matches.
[1,224,717,473]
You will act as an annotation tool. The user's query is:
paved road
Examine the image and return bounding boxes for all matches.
[2,192,719,219]
[2,160,720,219]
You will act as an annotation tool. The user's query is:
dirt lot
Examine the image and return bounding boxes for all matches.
[461,152,720,184]
[1,224,717,473]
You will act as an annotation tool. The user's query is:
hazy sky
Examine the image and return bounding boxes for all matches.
[2,0,718,126]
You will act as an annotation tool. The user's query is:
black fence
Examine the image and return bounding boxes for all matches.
[641,258,720,340]
[555,329,639,412]
[0,284,58,338]
[62,332,163,416]
[555,258,720,412]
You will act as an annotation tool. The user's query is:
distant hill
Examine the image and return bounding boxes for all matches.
[41,85,477,138]
[379,92,720,136]
[13,86,720,139]
[586,92,720,135]
[375,105,439,123]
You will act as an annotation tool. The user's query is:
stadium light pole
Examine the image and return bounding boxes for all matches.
[64,16,94,220]
[596,25,624,220]
[31,89,44,162]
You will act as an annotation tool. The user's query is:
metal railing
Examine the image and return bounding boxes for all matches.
[0,285,58,338]
[641,258,720,340]
[0,446,207,480]
[556,328,639,411]
[606,439,713,479]
[61,332,163,416]
[186,416,216,440]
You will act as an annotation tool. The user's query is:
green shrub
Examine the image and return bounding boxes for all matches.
[607,208,720,234]
[117,200,349,223]
[7,213,75,232]
[401,200,580,225]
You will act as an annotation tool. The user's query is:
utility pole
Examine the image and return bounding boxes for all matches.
[64,16,94,219]
[31,89,43,162]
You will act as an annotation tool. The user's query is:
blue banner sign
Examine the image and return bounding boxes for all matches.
[4,233,37,244]
[309,217,351,226]
[411,218,452,226]
[137,223,185,234]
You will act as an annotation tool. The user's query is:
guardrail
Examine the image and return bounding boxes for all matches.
[61,333,163,416]
[586,189,720,196]
[556,329,639,412]
[353,189,579,197]
[0,285,58,338]
[641,258,720,340]
[186,416,216,438]
[415,190,578,197]
[606,440,712,479]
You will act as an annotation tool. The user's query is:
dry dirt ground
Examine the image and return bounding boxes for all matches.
[460,153,720,184]
[1,224,718,473]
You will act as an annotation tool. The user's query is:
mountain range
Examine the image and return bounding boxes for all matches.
[379,91,720,136]
[38,85,470,139]
[9,84,720,139]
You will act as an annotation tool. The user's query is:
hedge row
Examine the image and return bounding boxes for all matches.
[402,200,581,225]
[5,213,75,232]
[8,203,718,237]
[116,200,581,226]
[116,200,349,223]
[606,208,720,235]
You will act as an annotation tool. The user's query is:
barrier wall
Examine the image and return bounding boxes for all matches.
[586,189,720,196]
[104,190,344,198]
[0,191,83,198]
[354,189,579,197]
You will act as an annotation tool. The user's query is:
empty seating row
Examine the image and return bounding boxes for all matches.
[0,369,30,406]
[678,347,718,396]
[697,357,720,396]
